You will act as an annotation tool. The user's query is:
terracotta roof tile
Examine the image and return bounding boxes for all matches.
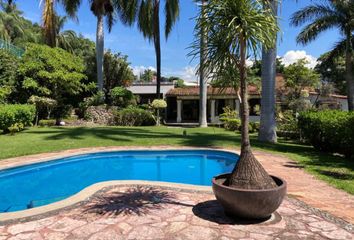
[166,86,259,97]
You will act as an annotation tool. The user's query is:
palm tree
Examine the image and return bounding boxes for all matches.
[0,1,25,42]
[136,0,180,99]
[291,0,354,110]
[55,15,78,53]
[259,0,278,143]
[191,0,279,189]
[43,1,137,91]
[197,0,208,127]
[41,0,56,47]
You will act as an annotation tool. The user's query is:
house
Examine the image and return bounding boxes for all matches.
[127,75,348,124]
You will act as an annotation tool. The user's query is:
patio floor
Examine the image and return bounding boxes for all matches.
[0,185,353,240]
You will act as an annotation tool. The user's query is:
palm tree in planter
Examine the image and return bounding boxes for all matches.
[291,0,353,110]
[191,0,286,219]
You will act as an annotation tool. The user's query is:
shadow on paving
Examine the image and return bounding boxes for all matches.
[82,186,194,216]
[192,200,271,225]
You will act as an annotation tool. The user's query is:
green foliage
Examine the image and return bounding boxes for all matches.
[284,59,320,98]
[0,49,18,103]
[0,104,35,133]
[221,118,241,131]
[18,44,86,112]
[298,110,354,159]
[175,79,185,88]
[28,95,57,120]
[7,122,24,135]
[151,99,167,109]
[110,87,135,107]
[249,122,260,133]
[38,119,56,127]
[276,110,299,139]
[315,53,349,95]
[104,50,134,91]
[114,106,155,126]
[140,69,155,82]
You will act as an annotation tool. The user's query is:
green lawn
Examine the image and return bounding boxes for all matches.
[0,126,353,194]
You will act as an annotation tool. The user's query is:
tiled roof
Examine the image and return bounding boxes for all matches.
[166,86,259,97]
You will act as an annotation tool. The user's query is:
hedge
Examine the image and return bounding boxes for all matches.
[0,104,36,133]
[114,106,155,126]
[298,110,354,158]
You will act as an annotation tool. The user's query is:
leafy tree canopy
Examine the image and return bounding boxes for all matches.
[0,49,18,103]
[18,44,87,105]
[284,58,320,98]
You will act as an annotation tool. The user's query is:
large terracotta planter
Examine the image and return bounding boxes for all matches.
[212,173,287,219]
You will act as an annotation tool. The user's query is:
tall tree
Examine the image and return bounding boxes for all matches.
[291,0,354,110]
[191,0,279,189]
[136,0,180,99]
[45,0,138,91]
[198,0,207,127]
[259,0,278,143]
[41,0,56,47]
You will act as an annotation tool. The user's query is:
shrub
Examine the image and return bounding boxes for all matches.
[220,118,241,131]
[38,119,56,127]
[249,122,260,133]
[114,106,155,126]
[0,104,35,133]
[277,110,300,139]
[110,87,135,107]
[298,110,354,158]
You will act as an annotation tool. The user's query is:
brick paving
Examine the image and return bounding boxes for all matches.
[0,186,353,240]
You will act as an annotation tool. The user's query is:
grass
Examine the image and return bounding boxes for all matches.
[0,126,353,194]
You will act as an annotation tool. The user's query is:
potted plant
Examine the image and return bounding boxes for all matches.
[191,0,287,219]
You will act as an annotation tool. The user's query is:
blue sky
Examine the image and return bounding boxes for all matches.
[18,0,339,81]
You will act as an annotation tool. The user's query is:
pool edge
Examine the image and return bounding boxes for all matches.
[0,180,212,223]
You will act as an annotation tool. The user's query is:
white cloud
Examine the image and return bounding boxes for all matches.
[280,50,318,69]
[179,66,198,82]
[131,66,156,76]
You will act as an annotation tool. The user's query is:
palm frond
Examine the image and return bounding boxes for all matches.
[164,0,179,39]
[137,0,154,40]
[296,15,340,45]
[290,4,337,27]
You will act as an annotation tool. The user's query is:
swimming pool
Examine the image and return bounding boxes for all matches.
[0,150,239,213]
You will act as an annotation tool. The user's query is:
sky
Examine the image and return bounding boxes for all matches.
[17,0,340,82]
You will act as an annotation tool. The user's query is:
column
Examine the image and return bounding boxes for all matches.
[235,99,240,113]
[177,100,182,123]
[210,99,216,123]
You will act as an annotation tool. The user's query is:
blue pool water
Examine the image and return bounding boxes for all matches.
[0,150,238,213]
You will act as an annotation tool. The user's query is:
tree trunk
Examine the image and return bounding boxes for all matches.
[43,0,56,48]
[199,0,208,128]
[345,31,354,111]
[229,36,277,190]
[154,0,162,99]
[259,0,277,143]
[96,13,104,92]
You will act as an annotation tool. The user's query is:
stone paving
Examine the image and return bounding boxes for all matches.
[0,186,353,240]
